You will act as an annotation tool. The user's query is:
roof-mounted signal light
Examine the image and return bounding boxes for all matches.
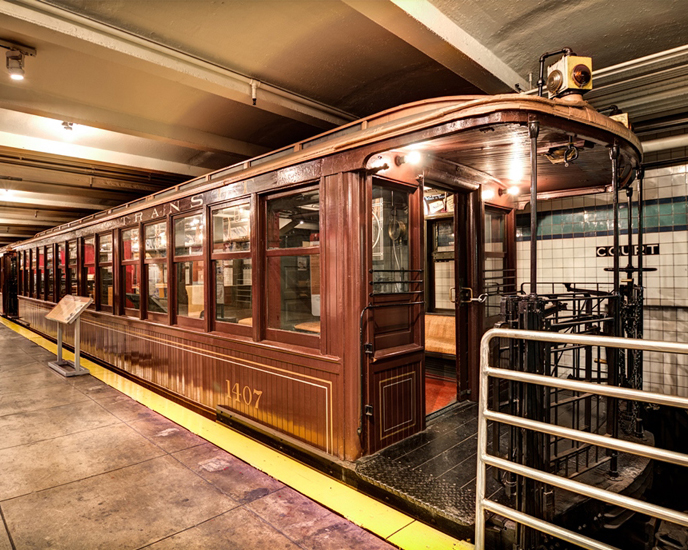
[546,54,593,99]
[572,64,592,87]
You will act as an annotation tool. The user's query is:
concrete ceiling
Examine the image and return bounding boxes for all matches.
[1,0,688,243]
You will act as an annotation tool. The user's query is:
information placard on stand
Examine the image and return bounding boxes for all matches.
[46,295,93,377]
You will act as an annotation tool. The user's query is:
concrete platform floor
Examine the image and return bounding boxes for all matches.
[0,324,396,550]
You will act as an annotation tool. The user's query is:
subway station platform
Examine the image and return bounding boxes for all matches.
[0,319,471,550]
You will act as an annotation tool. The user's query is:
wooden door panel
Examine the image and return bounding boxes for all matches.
[366,352,423,453]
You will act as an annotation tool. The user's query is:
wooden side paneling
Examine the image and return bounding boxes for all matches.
[19,296,342,456]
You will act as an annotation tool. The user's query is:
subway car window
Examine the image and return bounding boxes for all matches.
[144,222,168,317]
[267,190,319,249]
[46,247,54,301]
[83,237,95,300]
[212,202,252,326]
[266,188,320,336]
[99,234,113,264]
[484,209,508,321]
[26,251,30,296]
[57,243,66,299]
[68,240,78,295]
[31,249,37,298]
[147,263,168,314]
[98,234,113,310]
[144,222,167,259]
[176,260,204,318]
[372,184,410,293]
[18,251,23,295]
[212,203,250,252]
[174,214,204,322]
[122,228,140,261]
[122,228,141,312]
[429,218,455,312]
[37,248,44,299]
[215,259,252,325]
[174,214,204,257]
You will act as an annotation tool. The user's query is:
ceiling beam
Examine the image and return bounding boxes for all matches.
[0,201,87,220]
[0,161,165,194]
[0,229,36,238]
[0,125,208,178]
[585,45,688,123]
[0,152,179,192]
[0,190,122,210]
[0,84,270,162]
[0,216,61,227]
[0,0,356,130]
[343,0,527,94]
[0,237,28,244]
[0,179,140,202]
[0,204,89,219]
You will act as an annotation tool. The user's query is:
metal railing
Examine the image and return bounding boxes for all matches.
[475,328,688,550]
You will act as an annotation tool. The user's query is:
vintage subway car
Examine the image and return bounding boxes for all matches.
[1,94,640,462]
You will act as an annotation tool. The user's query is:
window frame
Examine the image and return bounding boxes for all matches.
[37,246,44,300]
[483,205,515,327]
[143,219,171,325]
[18,250,24,296]
[57,242,67,300]
[82,236,96,307]
[30,249,36,298]
[172,209,206,330]
[210,198,254,337]
[26,250,30,297]
[263,184,321,349]
[120,224,143,318]
[97,231,114,313]
[45,244,55,303]
[67,239,79,297]
[426,216,455,314]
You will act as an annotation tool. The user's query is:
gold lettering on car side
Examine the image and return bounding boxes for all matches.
[226,380,263,409]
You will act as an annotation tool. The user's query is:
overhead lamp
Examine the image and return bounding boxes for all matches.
[62,121,73,131]
[499,186,521,197]
[6,50,24,80]
[481,189,495,201]
[395,151,422,166]
[1,39,36,81]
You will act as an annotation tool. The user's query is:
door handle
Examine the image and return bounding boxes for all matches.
[459,287,488,304]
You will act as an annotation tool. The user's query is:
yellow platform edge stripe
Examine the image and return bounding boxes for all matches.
[1,318,473,550]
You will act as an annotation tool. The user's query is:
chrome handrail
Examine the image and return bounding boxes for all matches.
[475,328,688,550]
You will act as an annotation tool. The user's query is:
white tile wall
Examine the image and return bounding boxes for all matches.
[516,164,688,396]
[434,260,455,310]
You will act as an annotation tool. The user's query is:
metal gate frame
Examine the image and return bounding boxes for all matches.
[476,328,688,550]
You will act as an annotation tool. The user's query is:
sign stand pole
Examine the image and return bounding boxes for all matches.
[46,295,92,378]
[49,317,88,377]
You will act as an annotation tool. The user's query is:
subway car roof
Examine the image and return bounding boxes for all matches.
[7,94,641,250]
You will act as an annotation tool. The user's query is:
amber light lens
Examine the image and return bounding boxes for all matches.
[572,64,592,87]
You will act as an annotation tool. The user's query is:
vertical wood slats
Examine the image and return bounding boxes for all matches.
[18,297,340,455]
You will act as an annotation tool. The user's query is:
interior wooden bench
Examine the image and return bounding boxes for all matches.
[425,314,456,357]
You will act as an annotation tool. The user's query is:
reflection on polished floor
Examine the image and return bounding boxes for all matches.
[425,376,457,415]
[0,324,394,550]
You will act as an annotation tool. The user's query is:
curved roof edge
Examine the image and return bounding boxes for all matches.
[8,94,641,250]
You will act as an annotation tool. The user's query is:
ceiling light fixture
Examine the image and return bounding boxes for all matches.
[1,39,36,81]
[5,50,24,80]
[62,121,73,131]
[499,186,521,197]
[395,151,422,166]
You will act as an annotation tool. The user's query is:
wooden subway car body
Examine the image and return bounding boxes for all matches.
[0,95,641,462]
